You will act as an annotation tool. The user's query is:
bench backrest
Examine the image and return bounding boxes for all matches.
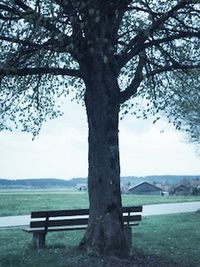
[30,206,142,231]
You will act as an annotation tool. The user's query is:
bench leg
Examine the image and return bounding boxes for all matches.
[33,233,46,249]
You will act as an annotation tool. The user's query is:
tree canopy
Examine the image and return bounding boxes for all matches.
[0,0,199,135]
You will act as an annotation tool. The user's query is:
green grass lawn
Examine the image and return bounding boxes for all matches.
[0,189,200,216]
[0,189,89,216]
[136,213,200,267]
[0,213,199,267]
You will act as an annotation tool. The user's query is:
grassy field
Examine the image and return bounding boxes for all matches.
[0,212,199,267]
[0,188,200,216]
[0,189,199,266]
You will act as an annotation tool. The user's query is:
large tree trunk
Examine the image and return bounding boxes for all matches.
[79,60,128,257]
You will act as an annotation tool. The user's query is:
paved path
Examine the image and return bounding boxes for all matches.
[0,215,31,228]
[142,201,200,216]
[0,201,199,229]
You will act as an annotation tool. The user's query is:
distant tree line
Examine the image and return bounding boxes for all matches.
[0,176,199,188]
[0,178,87,188]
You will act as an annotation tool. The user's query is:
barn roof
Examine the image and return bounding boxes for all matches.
[174,184,190,191]
[128,181,162,192]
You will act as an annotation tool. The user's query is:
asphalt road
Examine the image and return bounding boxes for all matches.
[0,201,199,228]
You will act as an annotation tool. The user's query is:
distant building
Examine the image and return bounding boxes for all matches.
[76,183,87,191]
[190,178,200,188]
[127,182,162,195]
[161,185,171,192]
[173,185,190,196]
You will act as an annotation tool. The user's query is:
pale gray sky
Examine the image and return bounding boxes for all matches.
[0,98,200,179]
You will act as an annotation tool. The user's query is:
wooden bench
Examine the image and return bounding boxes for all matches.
[23,206,143,249]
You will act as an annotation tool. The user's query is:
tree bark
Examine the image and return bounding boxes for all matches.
[79,59,128,257]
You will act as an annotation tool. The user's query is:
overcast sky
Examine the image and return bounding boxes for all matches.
[0,98,200,180]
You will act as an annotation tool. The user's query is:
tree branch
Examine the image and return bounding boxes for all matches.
[0,34,68,53]
[0,35,43,48]
[0,4,17,13]
[13,0,72,44]
[120,54,145,103]
[144,31,200,49]
[0,67,81,78]
[53,0,83,44]
[118,0,199,68]
[146,63,200,78]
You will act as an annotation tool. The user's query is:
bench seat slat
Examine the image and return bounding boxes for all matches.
[31,209,89,218]
[24,225,87,233]
[122,206,143,213]
[30,218,89,228]
[31,206,142,219]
